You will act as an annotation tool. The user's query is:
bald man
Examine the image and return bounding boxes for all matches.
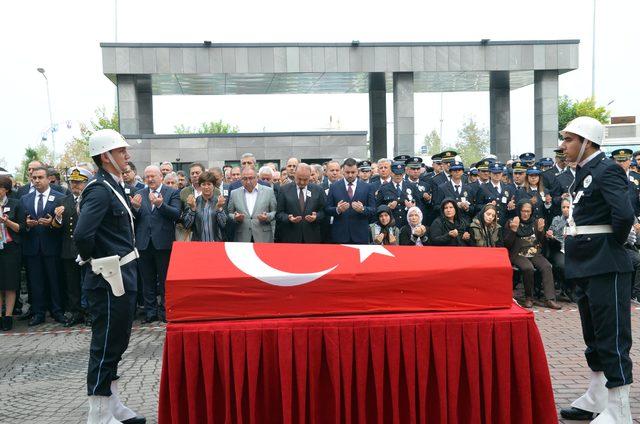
[130,166,181,323]
[276,163,326,243]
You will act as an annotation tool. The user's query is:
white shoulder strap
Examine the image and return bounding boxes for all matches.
[79,178,136,244]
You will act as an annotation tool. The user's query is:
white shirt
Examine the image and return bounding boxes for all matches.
[108,171,123,185]
[450,180,463,194]
[34,187,52,214]
[244,186,259,216]
[150,184,163,210]
[492,182,502,194]
[579,150,602,168]
[380,177,392,184]
[554,163,565,174]
[344,178,358,195]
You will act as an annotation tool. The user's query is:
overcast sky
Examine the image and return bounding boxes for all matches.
[1,0,638,171]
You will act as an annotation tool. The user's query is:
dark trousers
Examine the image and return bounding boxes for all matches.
[86,288,136,396]
[25,254,62,317]
[626,248,640,298]
[62,258,83,314]
[511,254,556,300]
[139,243,171,318]
[574,272,633,388]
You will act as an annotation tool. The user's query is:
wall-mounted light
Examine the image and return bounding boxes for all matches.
[351,40,360,47]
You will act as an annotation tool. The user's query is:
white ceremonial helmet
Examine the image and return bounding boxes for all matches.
[560,116,605,146]
[89,129,130,157]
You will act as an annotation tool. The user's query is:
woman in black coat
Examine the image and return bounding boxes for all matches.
[429,198,472,246]
[399,206,428,246]
[0,175,25,331]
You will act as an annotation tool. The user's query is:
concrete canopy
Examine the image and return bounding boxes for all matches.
[101,40,579,162]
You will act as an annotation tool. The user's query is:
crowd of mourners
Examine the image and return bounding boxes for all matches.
[2,146,640,330]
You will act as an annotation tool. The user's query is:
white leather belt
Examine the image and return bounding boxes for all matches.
[119,249,140,265]
[77,249,139,267]
[564,224,613,236]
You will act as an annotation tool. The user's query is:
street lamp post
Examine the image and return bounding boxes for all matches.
[37,67,56,165]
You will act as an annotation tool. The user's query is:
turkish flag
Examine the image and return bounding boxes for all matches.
[165,242,513,322]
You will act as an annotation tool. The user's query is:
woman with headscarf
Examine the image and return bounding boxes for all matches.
[504,200,560,309]
[429,198,471,246]
[369,205,399,245]
[469,203,503,247]
[399,206,428,246]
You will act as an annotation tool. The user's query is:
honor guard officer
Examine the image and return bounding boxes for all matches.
[376,161,421,228]
[357,160,372,183]
[559,117,635,423]
[74,129,146,424]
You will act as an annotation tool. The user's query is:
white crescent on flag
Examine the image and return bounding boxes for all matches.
[223,243,393,287]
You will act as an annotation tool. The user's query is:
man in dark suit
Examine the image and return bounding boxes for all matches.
[276,163,326,243]
[325,158,376,244]
[16,160,69,198]
[130,165,181,323]
[369,158,393,193]
[123,161,145,191]
[52,166,92,326]
[321,160,342,192]
[20,166,65,326]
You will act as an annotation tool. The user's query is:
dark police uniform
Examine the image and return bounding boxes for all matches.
[74,168,138,397]
[375,162,421,229]
[565,151,634,389]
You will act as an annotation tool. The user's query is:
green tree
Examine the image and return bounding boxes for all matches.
[421,130,442,156]
[174,119,238,134]
[454,118,489,165]
[58,107,119,170]
[558,96,611,138]
[15,144,53,183]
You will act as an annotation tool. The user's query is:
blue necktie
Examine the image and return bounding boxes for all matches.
[396,183,402,197]
[36,193,44,218]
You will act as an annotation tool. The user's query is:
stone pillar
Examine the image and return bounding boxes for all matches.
[369,73,387,160]
[392,72,414,157]
[534,70,559,158]
[489,71,511,162]
[117,75,154,136]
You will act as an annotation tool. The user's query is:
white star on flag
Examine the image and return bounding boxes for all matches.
[342,244,395,263]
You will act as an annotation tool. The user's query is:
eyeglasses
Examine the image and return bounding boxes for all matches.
[241,176,256,181]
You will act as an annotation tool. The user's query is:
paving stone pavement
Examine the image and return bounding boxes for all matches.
[0,306,638,423]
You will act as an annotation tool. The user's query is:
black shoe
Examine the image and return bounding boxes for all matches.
[64,313,83,327]
[1,316,13,331]
[17,310,33,321]
[559,406,595,420]
[28,315,45,326]
[52,313,67,324]
[121,415,147,424]
[143,315,158,324]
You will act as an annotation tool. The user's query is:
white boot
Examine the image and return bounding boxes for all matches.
[87,396,122,424]
[591,384,633,424]
[572,371,608,413]
[109,380,140,422]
